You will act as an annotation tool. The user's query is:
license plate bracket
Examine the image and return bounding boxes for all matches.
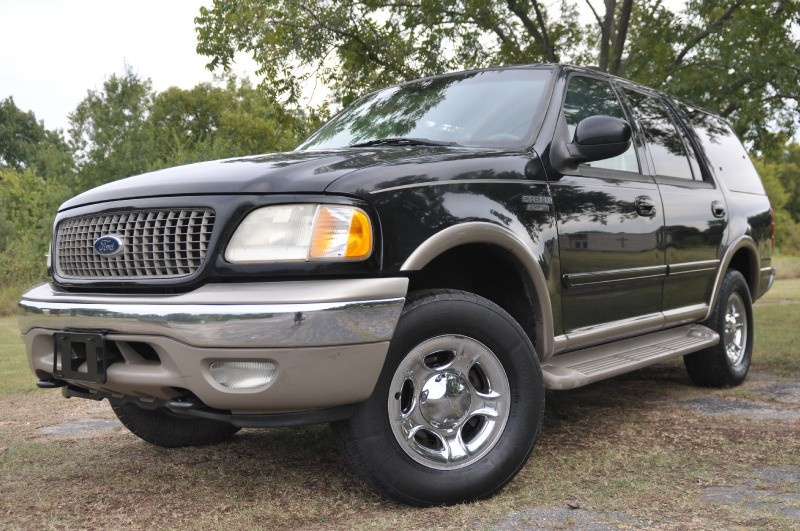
[53,332,108,384]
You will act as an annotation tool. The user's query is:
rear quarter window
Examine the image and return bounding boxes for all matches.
[680,105,765,194]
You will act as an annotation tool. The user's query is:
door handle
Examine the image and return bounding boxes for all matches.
[711,201,726,218]
[635,196,657,218]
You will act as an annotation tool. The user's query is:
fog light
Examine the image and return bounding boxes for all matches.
[209,361,277,389]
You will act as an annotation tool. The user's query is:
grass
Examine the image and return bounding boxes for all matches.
[774,252,800,280]
[753,278,800,376]
[0,315,35,395]
[0,281,799,529]
[0,283,25,317]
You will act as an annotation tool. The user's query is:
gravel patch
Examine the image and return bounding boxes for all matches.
[492,505,644,530]
[680,396,800,422]
[704,466,800,521]
[755,466,800,486]
[36,418,122,438]
[746,372,800,404]
[753,382,800,405]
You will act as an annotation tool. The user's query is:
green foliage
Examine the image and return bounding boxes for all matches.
[0,168,71,288]
[195,0,800,144]
[68,68,317,190]
[754,144,800,254]
[0,96,74,179]
[627,1,800,149]
[195,0,584,106]
[770,144,800,223]
[148,77,311,166]
[0,100,74,313]
[68,66,155,189]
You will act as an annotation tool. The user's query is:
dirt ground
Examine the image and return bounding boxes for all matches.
[2,281,799,529]
[1,362,798,530]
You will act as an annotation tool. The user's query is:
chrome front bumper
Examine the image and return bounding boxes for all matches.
[19,279,408,348]
[18,278,408,413]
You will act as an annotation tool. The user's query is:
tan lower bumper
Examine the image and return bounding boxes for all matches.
[23,329,389,414]
[18,278,408,413]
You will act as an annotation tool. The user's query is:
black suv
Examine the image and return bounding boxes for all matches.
[19,64,775,506]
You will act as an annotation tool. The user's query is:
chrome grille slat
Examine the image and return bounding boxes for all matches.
[55,209,215,280]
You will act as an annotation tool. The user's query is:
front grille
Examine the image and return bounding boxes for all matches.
[55,209,215,279]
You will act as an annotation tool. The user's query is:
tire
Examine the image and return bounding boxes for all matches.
[333,289,545,506]
[111,401,240,448]
[684,270,754,387]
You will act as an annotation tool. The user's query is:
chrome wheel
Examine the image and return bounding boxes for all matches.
[684,270,753,388]
[388,334,510,470]
[724,292,748,366]
[336,290,544,505]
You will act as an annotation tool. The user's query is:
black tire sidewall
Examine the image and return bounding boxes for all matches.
[337,290,544,505]
[111,401,240,448]
[685,270,754,387]
[713,271,754,382]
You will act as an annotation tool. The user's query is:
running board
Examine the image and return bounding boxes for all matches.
[542,325,719,390]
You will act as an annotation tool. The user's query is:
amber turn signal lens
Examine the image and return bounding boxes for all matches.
[346,209,372,258]
[309,206,373,260]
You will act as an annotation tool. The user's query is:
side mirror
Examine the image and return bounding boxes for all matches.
[565,115,632,163]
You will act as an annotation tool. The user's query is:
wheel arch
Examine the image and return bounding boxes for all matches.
[705,236,760,320]
[400,222,554,359]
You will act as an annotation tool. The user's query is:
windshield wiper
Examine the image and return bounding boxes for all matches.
[349,137,461,148]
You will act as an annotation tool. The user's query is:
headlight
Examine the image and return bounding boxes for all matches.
[225,204,373,263]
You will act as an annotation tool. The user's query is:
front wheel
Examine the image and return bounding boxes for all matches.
[333,290,545,506]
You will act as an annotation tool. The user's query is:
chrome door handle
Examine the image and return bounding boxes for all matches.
[712,201,726,218]
[635,196,657,218]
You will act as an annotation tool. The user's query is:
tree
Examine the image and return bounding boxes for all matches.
[195,0,800,145]
[195,0,582,105]
[147,77,315,167]
[754,143,800,253]
[0,167,71,287]
[777,144,800,223]
[69,66,154,188]
[764,143,800,223]
[0,96,73,179]
[625,1,800,149]
[69,66,321,189]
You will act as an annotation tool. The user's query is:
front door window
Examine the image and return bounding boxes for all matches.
[563,76,640,173]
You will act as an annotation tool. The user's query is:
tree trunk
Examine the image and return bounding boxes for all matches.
[610,0,633,75]
[598,0,617,71]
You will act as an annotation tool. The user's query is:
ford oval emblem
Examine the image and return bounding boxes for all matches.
[93,235,124,256]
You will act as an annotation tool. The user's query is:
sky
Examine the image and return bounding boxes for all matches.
[1,0,690,134]
[0,0,255,132]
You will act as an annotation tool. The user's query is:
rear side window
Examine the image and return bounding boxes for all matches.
[680,106,765,194]
[623,90,695,180]
[563,76,639,173]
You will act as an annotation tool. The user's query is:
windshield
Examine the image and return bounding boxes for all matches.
[297,68,553,151]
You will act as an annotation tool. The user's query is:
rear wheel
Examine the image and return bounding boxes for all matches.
[111,401,240,448]
[684,270,753,387]
[333,289,544,506]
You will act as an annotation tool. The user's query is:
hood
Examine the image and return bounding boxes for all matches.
[60,147,473,211]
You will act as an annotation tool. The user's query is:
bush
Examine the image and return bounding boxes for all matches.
[0,168,71,313]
